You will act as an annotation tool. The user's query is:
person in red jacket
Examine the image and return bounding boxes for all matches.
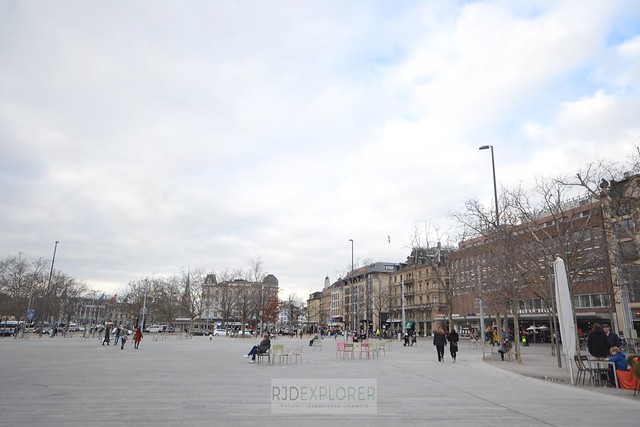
[133,327,143,349]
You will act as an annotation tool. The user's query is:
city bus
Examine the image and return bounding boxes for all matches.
[0,320,22,337]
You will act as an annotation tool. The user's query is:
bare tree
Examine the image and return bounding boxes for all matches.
[409,221,458,333]
[54,275,88,331]
[179,268,208,331]
[506,178,610,355]
[151,276,182,329]
[452,192,531,363]
[281,293,303,331]
[234,282,257,335]
[370,275,393,334]
[0,253,48,322]
[564,154,640,339]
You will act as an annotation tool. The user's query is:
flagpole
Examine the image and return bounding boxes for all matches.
[39,241,59,337]
[141,288,148,333]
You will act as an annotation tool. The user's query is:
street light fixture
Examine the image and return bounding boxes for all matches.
[479,145,499,229]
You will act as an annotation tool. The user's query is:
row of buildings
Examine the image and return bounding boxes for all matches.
[306,174,640,339]
[45,175,640,340]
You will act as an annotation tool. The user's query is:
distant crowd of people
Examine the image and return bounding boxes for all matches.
[101,323,143,350]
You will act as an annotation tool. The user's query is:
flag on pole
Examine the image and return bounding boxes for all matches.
[97,293,106,304]
[108,293,117,304]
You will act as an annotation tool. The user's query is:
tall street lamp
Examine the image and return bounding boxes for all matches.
[479,145,507,336]
[479,145,499,229]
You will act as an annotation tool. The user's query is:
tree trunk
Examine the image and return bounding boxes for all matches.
[513,309,522,364]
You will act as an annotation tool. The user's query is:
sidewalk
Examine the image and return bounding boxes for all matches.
[483,341,639,400]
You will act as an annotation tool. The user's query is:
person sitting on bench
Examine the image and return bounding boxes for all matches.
[498,338,511,361]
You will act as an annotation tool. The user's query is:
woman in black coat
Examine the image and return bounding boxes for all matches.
[587,323,610,358]
[433,327,447,362]
[448,330,460,362]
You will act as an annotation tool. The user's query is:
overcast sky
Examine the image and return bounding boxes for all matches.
[1,1,639,299]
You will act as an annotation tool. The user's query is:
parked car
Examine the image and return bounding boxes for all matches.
[148,325,166,333]
[190,329,209,336]
[213,329,227,336]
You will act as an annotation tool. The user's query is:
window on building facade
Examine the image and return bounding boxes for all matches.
[432,295,438,303]
[573,293,610,308]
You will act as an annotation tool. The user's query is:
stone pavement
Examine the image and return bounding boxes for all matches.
[482,341,639,398]
[0,334,638,427]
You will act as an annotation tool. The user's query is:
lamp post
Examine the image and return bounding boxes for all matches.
[479,145,499,229]
[479,145,508,337]
[40,241,59,337]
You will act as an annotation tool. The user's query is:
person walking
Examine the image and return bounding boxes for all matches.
[114,325,121,347]
[133,328,143,349]
[433,327,447,362]
[120,329,128,350]
[102,325,111,346]
[448,329,459,362]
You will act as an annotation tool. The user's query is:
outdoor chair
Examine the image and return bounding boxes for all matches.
[336,341,345,358]
[375,340,385,356]
[574,355,597,385]
[290,345,303,364]
[360,342,371,359]
[256,348,271,365]
[342,342,354,359]
[586,355,610,387]
[312,339,322,351]
[271,344,289,365]
[505,346,513,361]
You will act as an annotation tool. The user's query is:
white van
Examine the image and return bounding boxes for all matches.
[148,325,166,333]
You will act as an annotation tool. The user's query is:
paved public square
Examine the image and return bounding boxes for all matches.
[1,334,638,426]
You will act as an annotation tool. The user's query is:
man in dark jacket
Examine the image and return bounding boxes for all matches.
[244,333,271,363]
[587,323,610,358]
[603,324,620,349]
[433,327,448,362]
